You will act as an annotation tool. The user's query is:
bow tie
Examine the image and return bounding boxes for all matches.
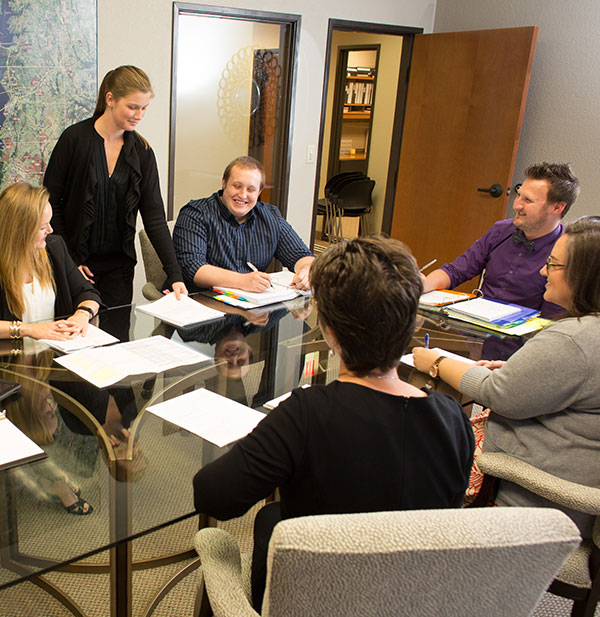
[511,229,535,252]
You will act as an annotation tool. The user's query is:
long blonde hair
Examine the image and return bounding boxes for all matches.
[0,183,56,318]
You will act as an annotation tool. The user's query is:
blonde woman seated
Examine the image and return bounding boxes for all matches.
[413,216,600,537]
[0,183,101,341]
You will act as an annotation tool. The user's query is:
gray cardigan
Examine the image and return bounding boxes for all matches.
[460,315,600,535]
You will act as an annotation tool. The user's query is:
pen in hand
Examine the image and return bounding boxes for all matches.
[247,261,272,288]
[424,333,429,349]
[419,259,437,273]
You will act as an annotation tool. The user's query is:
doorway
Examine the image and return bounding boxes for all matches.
[311,20,421,248]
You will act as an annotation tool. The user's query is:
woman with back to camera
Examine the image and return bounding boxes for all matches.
[0,182,101,342]
[413,215,600,538]
[43,65,186,314]
[193,235,475,610]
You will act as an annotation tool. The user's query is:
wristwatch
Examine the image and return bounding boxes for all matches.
[429,356,446,378]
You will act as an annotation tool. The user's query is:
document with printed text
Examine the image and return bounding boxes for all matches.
[54,336,211,388]
[147,388,266,447]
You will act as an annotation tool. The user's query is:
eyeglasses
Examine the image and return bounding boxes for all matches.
[545,257,566,271]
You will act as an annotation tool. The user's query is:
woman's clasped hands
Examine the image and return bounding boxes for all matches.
[23,317,86,341]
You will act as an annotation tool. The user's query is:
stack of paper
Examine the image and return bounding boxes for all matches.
[444,297,547,336]
[137,293,225,327]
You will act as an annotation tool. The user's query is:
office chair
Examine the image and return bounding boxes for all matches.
[474,452,600,617]
[193,507,580,617]
[138,221,175,301]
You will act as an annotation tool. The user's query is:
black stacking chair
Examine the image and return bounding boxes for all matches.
[317,172,367,243]
[330,176,375,241]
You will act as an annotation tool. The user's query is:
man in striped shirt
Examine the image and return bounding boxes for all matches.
[174,156,314,293]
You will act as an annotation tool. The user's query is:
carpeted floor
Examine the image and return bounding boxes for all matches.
[2,510,597,617]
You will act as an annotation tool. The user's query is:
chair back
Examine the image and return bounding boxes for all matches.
[138,221,175,301]
[325,171,366,201]
[334,177,375,214]
[262,508,580,617]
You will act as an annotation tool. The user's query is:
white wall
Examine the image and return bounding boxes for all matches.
[434,0,600,221]
[98,0,436,243]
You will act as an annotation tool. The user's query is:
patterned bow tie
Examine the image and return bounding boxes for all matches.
[511,229,535,252]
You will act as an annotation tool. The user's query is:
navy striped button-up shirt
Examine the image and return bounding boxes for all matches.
[173,191,313,290]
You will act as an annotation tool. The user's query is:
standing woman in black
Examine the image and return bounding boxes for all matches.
[43,65,186,321]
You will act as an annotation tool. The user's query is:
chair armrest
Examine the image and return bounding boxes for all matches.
[194,528,259,617]
[141,282,164,302]
[478,452,600,515]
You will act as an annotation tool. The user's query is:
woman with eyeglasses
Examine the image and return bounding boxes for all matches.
[413,215,600,537]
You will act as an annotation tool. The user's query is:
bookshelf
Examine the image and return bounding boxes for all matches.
[328,48,379,176]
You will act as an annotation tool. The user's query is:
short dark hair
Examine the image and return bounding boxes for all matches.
[222,156,265,191]
[525,162,580,216]
[311,235,423,375]
[563,216,600,317]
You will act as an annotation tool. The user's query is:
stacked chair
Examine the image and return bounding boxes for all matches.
[316,172,375,244]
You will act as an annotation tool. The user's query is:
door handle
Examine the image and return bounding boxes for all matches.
[477,184,503,198]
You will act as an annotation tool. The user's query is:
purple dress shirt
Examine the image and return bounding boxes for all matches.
[440,219,563,318]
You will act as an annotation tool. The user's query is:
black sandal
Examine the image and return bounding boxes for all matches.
[60,496,94,515]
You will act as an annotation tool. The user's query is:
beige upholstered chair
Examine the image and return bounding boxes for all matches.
[193,507,580,617]
[138,221,175,301]
[476,451,600,617]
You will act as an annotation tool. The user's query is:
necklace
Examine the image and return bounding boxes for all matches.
[363,373,399,381]
[339,371,399,381]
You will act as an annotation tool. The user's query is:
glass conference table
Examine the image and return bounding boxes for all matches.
[0,293,529,617]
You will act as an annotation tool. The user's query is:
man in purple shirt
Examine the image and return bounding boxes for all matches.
[423,162,580,317]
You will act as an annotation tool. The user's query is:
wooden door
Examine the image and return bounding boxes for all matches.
[390,27,537,272]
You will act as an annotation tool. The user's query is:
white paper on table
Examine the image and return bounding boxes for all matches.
[270,270,312,296]
[264,384,311,410]
[41,324,119,353]
[0,414,47,471]
[54,335,211,388]
[146,388,266,447]
[136,293,225,327]
[401,347,477,368]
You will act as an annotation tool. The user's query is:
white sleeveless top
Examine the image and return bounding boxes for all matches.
[22,276,56,323]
